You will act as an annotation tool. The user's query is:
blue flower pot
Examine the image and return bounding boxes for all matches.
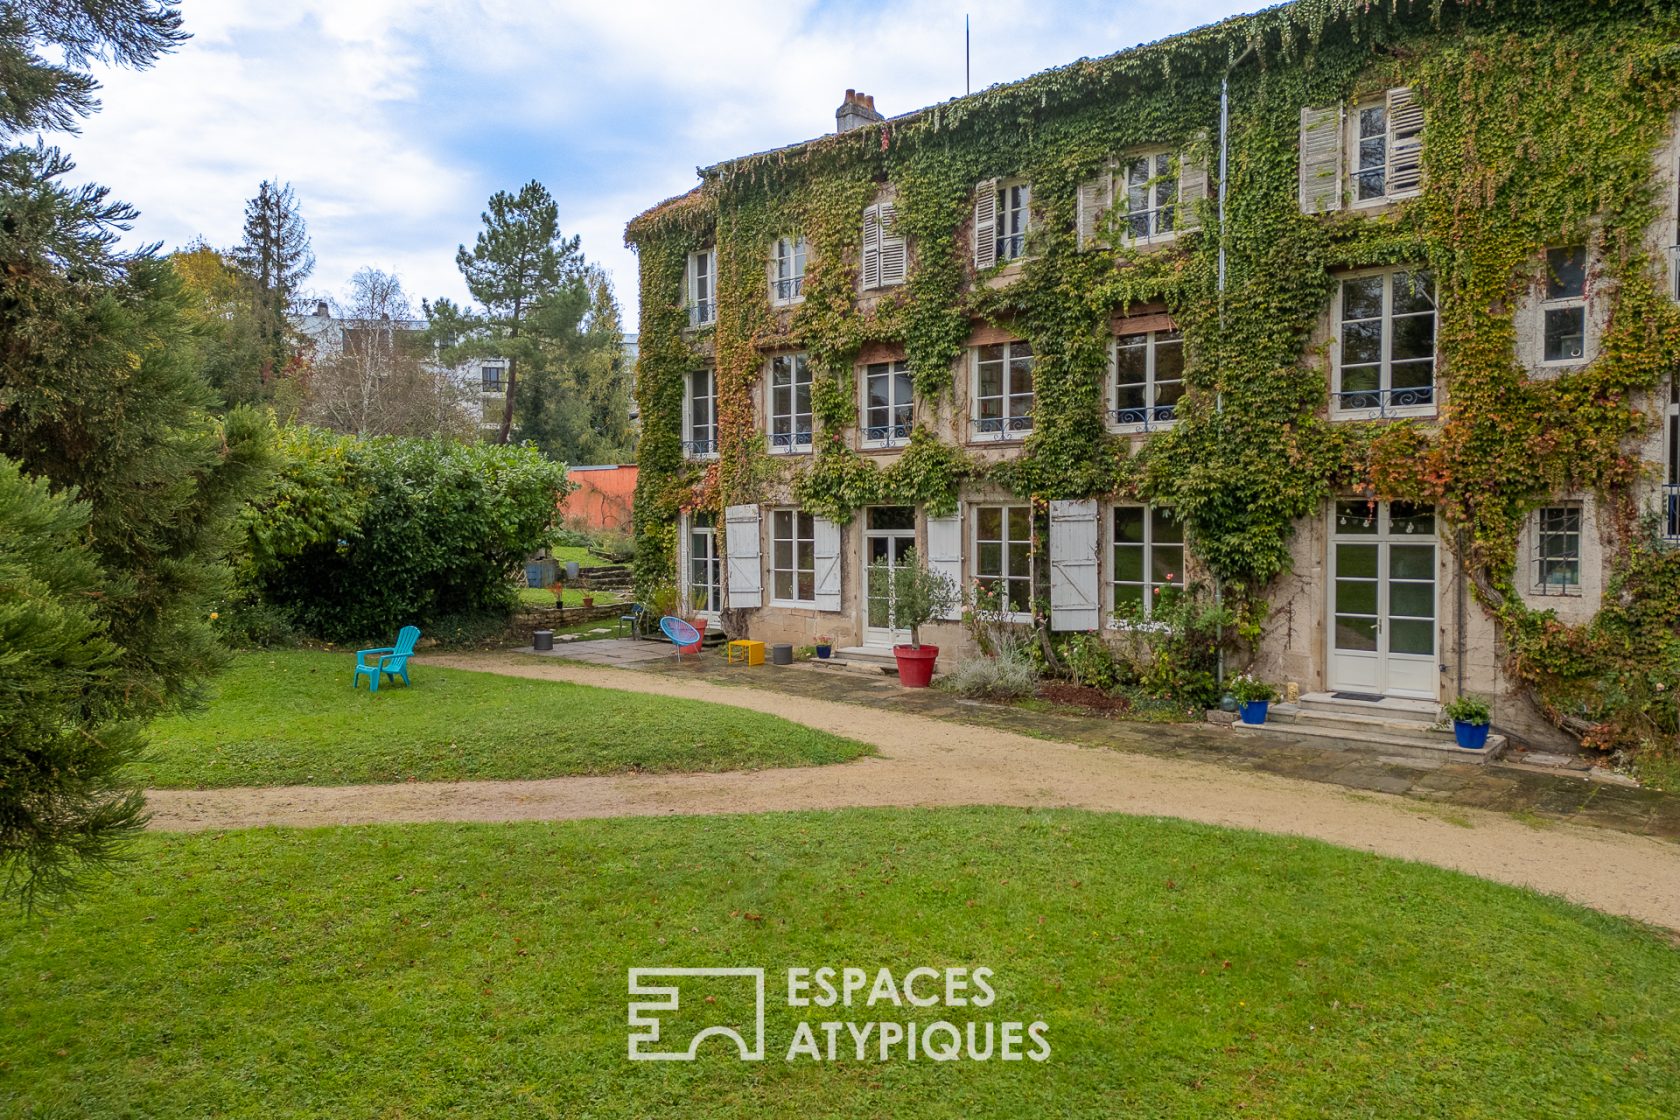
[1453,720,1490,749]
[1239,700,1270,725]
[815,645,832,659]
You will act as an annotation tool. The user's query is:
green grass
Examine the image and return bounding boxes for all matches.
[516,586,621,608]
[135,651,871,788]
[1,808,1676,1118]
[548,544,595,566]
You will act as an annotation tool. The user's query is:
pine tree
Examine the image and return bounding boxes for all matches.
[232,179,313,379]
[451,180,581,443]
[0,1,273,903]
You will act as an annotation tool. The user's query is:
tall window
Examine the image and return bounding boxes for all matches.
[973,341,1034,438]
[687,248,716,327]
[1111,330,1184,429]
[687,512,721,614]
[1664,376,1678,541]
[480,362,506,392]
[768,354,812,453]
[684,368,717,456]
[1123,153,1177,240]
[1351,89,1423,204]
[771,236,807,306]
[1353,104,1389,202]
[770,509,815,603]
[1336,269,1436,414]
[975,505,1033,614]
[1541,247,1588,364]
[996,182,1030,262]
[864,360,913,447]
[1534,505,1581,594]
[1112,507,1184,621]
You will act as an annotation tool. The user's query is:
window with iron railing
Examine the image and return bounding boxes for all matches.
[863,360,913,447]
[683,368,717,457]
[1110,330,1183,430]
[768,354,812,453]
[1333,268,1436,416]
[972,341,1034,439]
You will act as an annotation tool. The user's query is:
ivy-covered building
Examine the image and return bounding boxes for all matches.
[627,0,1680,752]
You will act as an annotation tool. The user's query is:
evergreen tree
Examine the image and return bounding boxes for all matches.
[512,267,637,465]
[0,0,273,903]
[231,179,313,381]
[450,180,581,443]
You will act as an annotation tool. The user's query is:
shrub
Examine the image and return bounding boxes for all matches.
[1062,633,1126,692]
[1106,583,1229,710]
[1443,695,1492,726]
[941,650,1040,701]
[243,429,570,642]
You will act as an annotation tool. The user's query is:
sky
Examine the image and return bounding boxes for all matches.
[65,0,1260,328]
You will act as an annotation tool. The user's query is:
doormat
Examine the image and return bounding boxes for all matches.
[1330,691,1385,703]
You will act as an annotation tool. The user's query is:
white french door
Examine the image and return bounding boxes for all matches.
[863,506,917,647]
[1328,501,1439,699]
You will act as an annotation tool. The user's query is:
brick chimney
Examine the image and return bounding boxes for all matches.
[836,89,884,134]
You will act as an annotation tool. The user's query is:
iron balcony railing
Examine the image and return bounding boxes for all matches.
[681,437,718,456]
[862,422,911,446]
[1108,404,1177,430]
[971,414,1034,440]
[769,429,813,452]
[1333,384,1436,416]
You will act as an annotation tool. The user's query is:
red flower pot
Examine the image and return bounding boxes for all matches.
[679,616,707,654]
[893,644,939,688]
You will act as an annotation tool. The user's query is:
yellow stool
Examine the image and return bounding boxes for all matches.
[727,639,765,666]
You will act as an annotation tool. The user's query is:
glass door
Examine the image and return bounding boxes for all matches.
[863,506,917,647]
[1329,501,1438,699]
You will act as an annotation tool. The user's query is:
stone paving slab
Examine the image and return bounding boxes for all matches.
[593,651,1680,843]
[518,638,675,667]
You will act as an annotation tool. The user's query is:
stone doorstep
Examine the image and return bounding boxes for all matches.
[833,646,902,669]
[1296,691,1441,723]
[809,656,898,677]
[1230,717,1507,764]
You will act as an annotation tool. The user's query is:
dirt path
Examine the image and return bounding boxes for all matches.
[146,652,1680,932]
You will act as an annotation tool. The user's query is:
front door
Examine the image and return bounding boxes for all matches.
[864,506,917,647]
[1328,501,1438,699]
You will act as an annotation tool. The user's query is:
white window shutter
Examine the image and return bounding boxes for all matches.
[1177,143,1209,231]
[724,504,762,608]
[924,507,964,620]
[1076,170,1112,250]
[973,179,998,270]
[812,516,842,612]
[878,202,907,286]
[1386,87,1424,196]
[1048,500,1100,631]
[860,207,881,290]
[685,253,697,324]
[1298,105,1344,214]
[678,513,692,607]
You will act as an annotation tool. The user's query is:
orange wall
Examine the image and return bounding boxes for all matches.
[560,465,637,532]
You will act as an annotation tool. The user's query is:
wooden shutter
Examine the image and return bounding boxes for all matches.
[1076,168,1113,250]
[812,516,842,612]
[1048,499,1101,631]
[724,504,762,608]
[685,252,698,326]
[878,201,907,286]
[1177,140,1209,232]
[1298,105,1344,214]
[924,507,964,620]
[677,513,693,608]
[973,179,999,270]
[1385,87,1425,196]
[860,206,881,290]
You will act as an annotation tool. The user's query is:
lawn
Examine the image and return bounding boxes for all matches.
[134,650,871,787]
[516,585,622,608]
[1,808,1676,1118]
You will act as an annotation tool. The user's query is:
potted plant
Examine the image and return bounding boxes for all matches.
[1443,694,1492,749]
[868,550,959,688]
[815,634,833,659]
[549,580,566,610]
[1229,673,1277,725]
[581,593,595,608]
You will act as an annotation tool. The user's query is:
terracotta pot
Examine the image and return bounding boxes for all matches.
[679,616,707,654]
[893,643,939,688]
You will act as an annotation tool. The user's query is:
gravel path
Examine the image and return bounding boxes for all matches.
[145,652,1680,932]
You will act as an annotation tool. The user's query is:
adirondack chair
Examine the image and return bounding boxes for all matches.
[353,625,420,692]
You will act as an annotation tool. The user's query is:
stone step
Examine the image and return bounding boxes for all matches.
[1231,715,1507,764]
[808,657,898,678]
[834,646,901,669]
[1288,706,1454,737]
[1296,691,1440,724]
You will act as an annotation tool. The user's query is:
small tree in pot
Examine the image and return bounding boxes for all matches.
[868,549,959,688]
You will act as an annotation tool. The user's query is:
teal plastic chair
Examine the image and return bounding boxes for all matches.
[353,625,420,692]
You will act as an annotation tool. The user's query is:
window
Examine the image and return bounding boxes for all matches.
[975,180,1031,267]
[768,354,812,453]
[972,340,1034,439]
[771,236,807,305]
[1665,376,1678,541]
[863,360,913,447]
[770,509,815,603]
[687,512,721,614]
[1335,269,1436,415]
[684,368,717,456]
[1534,505,1581,594]
[1111,330,1184,429]
[975,504,1033,614]
[1541,246,1588,364]
[1123,153,1177,241]
[1111,506,1184,622]
[480,362,506,392]
[1351,89,1424,205]
[861,200,907,290]
[687,248,716,327]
